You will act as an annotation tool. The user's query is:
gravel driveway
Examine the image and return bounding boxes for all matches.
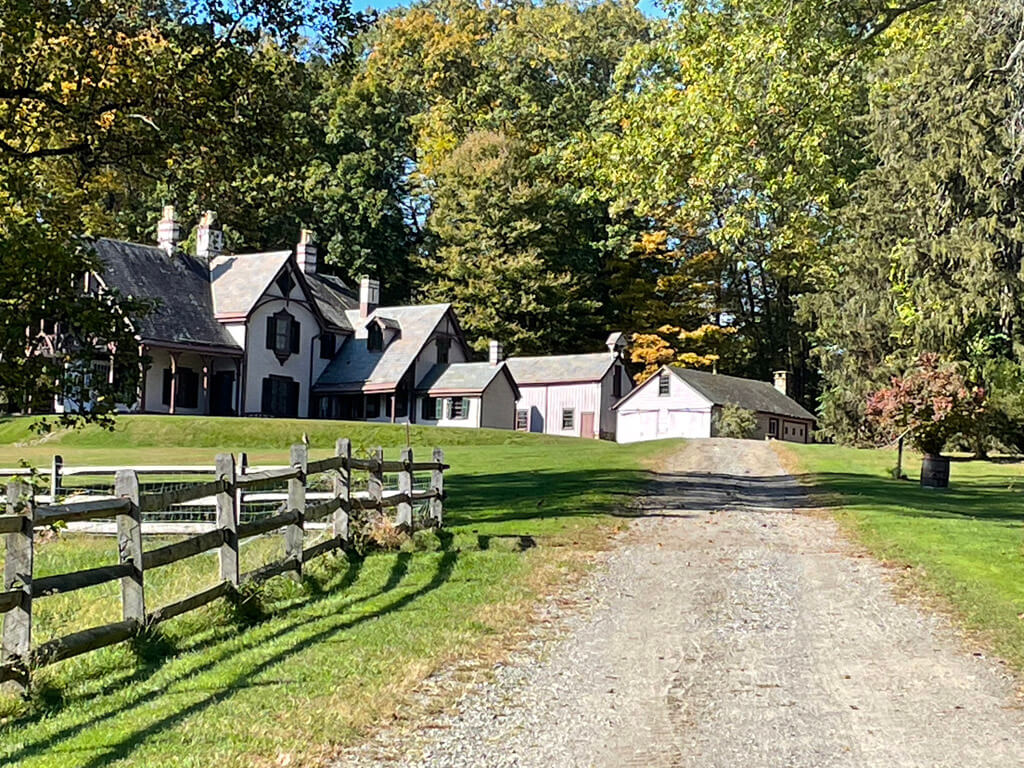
[335,438,1024,767]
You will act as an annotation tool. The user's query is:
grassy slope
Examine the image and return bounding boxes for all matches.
[779,443,1024,669]
[0,416,675,768]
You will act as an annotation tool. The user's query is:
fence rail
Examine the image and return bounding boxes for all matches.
[0,439,447,694]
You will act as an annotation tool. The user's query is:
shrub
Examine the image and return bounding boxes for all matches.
[714,403,758,439]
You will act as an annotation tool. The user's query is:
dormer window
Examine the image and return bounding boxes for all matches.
[436,337,450,365]
[367,323,383,352]
[266,309,299,363]
[276,270,295,296]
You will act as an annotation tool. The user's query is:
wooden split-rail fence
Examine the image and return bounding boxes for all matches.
[0,440,447,694]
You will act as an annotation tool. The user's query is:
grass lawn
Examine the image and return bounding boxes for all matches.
[779,442,1024,670]
[0,416,675,768]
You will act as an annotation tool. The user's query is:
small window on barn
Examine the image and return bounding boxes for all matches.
[658,371,671,396]
[561,408,575,431]
[515,409,529,431]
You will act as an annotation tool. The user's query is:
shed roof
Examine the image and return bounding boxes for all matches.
[664,367,815,421]
[505,353,616,385]
[91,238,240,352]
[314,304,454,393]
[416,361,520,398]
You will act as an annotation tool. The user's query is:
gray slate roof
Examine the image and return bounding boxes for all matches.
[505,353,616,385]
[92,238,240,352]
[304,273,357,332]
[668,367,815,421]
[416,361,519,398]
[314,304,453,393]
[209,251,291,318]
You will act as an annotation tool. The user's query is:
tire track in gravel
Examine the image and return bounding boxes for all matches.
[333,438,1024,768]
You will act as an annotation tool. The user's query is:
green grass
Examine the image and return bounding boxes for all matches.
[0,416,675,767]
[780,443,1024,669]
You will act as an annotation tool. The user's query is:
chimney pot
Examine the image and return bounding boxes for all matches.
[296,228,317,274]
[157,205,180,255]
[359,276,380,318]
[196,210,223,259]
[489,340,504,365]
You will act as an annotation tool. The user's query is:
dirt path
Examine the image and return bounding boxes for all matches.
[336,439,1024,767]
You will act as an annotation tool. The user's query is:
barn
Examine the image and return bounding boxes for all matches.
[613,365,815,444]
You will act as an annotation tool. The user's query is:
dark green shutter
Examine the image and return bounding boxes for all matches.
[290,321,300,354]
[288,380,300,417]
[265,316,275,349]
[261,378,272,414]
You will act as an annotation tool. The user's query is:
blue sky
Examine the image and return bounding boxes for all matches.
[350,0,665,17]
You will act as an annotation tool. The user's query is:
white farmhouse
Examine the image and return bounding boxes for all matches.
[613,365,816,444]
[64,206,519,429]
[505,334,633,440]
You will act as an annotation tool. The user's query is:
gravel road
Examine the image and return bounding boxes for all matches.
[335,438,1024,767]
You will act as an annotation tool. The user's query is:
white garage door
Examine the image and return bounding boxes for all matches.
[618,410,659,444]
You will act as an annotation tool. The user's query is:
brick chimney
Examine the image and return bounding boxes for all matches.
[359,276,380,318]
[195,210,223,259]
[773,370,790,397]
[296,229,317,274]
[156,205,180,255]
[489,340,504,365]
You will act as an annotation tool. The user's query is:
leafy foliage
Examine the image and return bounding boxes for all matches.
[866,355,986,455]
[713,403,758,440]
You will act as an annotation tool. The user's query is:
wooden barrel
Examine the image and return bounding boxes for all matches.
[920,454,950,488]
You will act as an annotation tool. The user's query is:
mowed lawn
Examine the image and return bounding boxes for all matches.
[779,443,1024,669]
[0,416,676,768]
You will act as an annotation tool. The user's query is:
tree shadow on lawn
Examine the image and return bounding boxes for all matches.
[446,467,821,526]
[795,471,1024,524]
[2,545,456,767]
[446,465,1024,527]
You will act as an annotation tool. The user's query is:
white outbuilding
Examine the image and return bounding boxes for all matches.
[613,365,815,444]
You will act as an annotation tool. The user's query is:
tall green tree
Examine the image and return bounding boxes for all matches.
[811,0,1024,447]
[0,0,361,421]
[336,0,649,352]
[590,0,942,402]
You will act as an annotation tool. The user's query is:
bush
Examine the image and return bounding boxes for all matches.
[714,403,758,439]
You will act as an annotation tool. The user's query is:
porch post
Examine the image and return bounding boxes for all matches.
[168,351,178,415]
[201,355,212,415]
[138,344,148,414]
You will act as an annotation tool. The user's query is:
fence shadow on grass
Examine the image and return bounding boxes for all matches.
[2,543,458,767]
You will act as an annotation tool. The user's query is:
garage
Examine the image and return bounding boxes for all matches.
[614,366,815,444]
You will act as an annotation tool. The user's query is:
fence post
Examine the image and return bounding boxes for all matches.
[333,439,350,542]
[368,446,384,514]
[216,453,239,586]
[2,479,33,694]
[397,447,413,530]
[115,470,145,626]
[430,448,444,527]
[49,454,62,502]
[286,444,306,581]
